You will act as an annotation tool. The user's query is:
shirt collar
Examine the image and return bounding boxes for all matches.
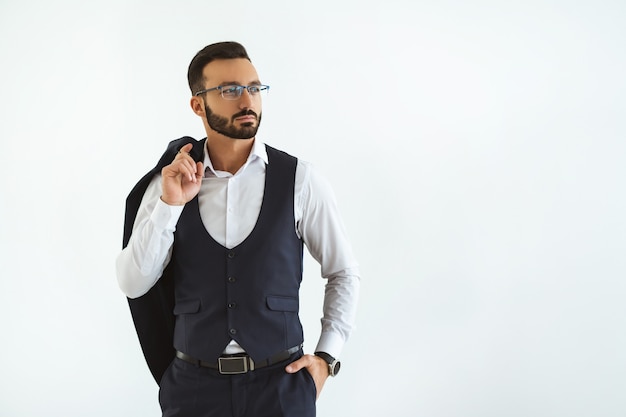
[203,139,268,178]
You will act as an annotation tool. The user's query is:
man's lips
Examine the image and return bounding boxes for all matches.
[235,115,257,122]
[232,110,258,123]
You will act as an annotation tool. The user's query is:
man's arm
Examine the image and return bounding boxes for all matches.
[116,176,182,298]
[117,143,204,298]
[285,160,360,396]
[298,161,360,357]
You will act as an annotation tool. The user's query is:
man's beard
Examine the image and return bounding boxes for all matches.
[205,104,262,139]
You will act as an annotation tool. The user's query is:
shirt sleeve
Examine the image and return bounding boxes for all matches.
[295,161,361,359]
[116,174,184,299]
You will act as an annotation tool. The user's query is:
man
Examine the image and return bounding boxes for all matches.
[116,41,359,417]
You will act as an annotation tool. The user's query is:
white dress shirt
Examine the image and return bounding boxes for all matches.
[116,140,359,358]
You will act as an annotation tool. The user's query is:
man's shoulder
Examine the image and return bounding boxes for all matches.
[263,143,298,163]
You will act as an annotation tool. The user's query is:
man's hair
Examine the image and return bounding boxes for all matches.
[187,41,251,94]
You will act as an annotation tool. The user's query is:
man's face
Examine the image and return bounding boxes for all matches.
[199,58,263,140]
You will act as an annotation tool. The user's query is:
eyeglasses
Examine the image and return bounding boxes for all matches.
[194,84,270,100]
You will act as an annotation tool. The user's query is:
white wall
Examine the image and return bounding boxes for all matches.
[1,0,625,416]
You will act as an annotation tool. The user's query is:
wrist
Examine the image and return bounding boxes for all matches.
[314,351,341,377]
[160,195,186,206]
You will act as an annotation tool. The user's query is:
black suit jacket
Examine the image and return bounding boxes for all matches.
[122,136,206,384]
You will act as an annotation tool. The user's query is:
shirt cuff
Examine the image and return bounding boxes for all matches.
[314,332,345,359]
[150,197,184,231]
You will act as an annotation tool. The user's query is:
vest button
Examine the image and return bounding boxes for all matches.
[228,302,237,309]
[228,251,235,259]
[229,328,237,335]
[228,276,236,283]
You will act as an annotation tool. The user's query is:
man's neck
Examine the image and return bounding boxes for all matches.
[205,135,255,175]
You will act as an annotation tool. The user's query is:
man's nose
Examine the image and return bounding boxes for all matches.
[238,88,253,108]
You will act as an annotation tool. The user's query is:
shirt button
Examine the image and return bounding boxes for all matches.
[228,251,235,259]
[228,302,237,309]
[228,276,236,283]
[229,328,237,335]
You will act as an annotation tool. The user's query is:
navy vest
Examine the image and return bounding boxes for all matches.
[171,145,304,362]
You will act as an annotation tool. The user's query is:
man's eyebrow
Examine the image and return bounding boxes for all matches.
[218,80,262,86]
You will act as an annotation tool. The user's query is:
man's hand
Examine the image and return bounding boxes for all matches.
[161,143,204,206]
[285,354,329,399]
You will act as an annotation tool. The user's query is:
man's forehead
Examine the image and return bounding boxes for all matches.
[202,58,259,83]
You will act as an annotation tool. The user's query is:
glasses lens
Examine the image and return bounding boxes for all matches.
[221,85,242,100]
[254,85,269,95]
[219,85,269,100]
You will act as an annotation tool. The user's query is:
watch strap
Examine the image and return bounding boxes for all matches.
[314,351,341,376]
[314,351,336,364]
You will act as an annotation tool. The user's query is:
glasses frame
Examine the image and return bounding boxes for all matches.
[194,84,270,100]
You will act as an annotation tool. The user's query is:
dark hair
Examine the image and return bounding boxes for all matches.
[187,41,251,94]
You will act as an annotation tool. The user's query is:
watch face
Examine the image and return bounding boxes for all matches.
[331,361,341,376]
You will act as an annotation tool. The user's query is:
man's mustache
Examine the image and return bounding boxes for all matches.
[231,109,258,122]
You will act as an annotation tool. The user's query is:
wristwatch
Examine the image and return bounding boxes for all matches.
[314,351,341,377]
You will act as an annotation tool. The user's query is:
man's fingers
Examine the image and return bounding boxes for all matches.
[285,355,329,400]
[171,148,199,182]
[179,143,194,154]
[181,159,197,181]
[160,144,202,206]
[163,161,195,182]
[285,355,310,374]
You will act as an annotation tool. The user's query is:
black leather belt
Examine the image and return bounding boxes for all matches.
[175,345,302,374]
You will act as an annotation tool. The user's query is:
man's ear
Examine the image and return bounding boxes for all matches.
[190,96,205,117]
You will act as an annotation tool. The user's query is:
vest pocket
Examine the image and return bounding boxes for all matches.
[173,299,201,315]
[266,295,299,312]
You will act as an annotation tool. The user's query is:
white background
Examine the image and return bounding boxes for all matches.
[1,0,625,416]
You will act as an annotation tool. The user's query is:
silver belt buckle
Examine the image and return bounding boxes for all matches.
[218,356,255,374]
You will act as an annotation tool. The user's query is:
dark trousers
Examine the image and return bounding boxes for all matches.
[159,350,316,417]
